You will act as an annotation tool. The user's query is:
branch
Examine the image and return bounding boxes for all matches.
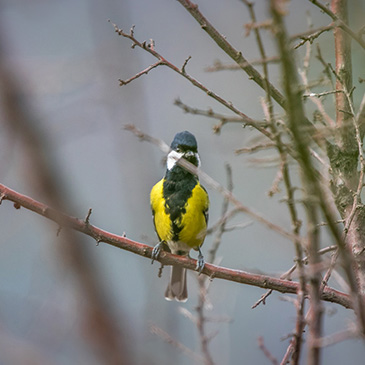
[110,21,269,137]
[176,0,286,108]
[309,0,365,50]
[124,125,298,242]
[204,56,280,72]
[0,182,351,308]
[271,2,324,362]
[118,60,163,85]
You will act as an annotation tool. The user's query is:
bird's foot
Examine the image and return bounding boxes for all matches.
[196,247,205,274]
[151,241,164,264]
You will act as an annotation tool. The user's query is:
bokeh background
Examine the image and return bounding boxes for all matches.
[0,0,365,364]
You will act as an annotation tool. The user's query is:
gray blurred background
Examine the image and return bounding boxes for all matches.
[0,0,364,364]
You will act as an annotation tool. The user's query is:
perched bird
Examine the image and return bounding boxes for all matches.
[150,131,209,301]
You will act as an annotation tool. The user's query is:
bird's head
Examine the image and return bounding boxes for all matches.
[167,131,201,171]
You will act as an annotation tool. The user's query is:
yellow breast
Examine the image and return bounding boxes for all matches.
[150,178,209,249]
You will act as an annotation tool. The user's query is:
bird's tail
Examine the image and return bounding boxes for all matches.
[165,265,188,302]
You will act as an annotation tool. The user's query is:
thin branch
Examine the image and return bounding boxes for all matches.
[118,60,163,86]
[258,336,278,365]
[271,2,324,363]
[208,163,233,263]
[204,56,280,72]
[174,98,265,134]
[176,0,287,108]
[0,182,351,308]
[149,324,204,363]
[195,164,234,365]
[110,21,270,137]
[290,22,335,41]
[293,22,335,49]
[235,142,277,154]
[125,125,299,242]
[314,325,358,348]
[309,0,365,50]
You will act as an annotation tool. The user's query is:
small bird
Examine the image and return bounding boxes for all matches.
[150,131,209,301]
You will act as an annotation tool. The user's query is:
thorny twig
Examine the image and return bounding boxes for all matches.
[110,21,270,137]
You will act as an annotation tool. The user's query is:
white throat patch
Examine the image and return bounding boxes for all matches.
[167,150,184,170]
[167,150,201,170]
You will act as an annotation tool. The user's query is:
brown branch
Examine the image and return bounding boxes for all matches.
[258,336,278,365]
[245,1,307,360]
[173,98,265,134]
[149,324,204,363]
[118,60,163,85]
[270,2,323,363]
[204,56,280,72]
[195,165,234,365]
[290,23,335,41]
[110,21,270,137]
[235,142,277,154]
[293,22,335,49]
[0,182,351,308]
[309,0,365,50]
[124,125,299,242]
[176,0,286,108]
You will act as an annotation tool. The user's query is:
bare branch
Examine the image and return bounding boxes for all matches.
[0,182,351,308]
[204,57,280,72]
[118,60,163,86]
[110,21,272,138]
[176,0,286,108]
[309,0,365,50]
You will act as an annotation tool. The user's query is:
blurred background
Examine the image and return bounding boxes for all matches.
[0,0,364,364]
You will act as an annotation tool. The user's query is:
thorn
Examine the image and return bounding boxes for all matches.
[85,208,92,224]
[181,56,192,74]
[13,202,21,210]
[0,193,5,204]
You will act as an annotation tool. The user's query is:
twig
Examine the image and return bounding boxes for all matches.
[174,98,264,134]
[293,22,335,49]
[195,164,234,365]
[314,325,358,348]
[204,57,280,72]
[258,336,278,365]
[315,44,335,89]
[110,21,269,136]
[176,0,286,108]
[309,0,365,50]
[271,2,324,363]
[118,60,163,86]
[290,23,335,41]
[303,90,342,98]
[235,142,277,154]
[125,125,300,242]
[149,324,204,363]
[208,163,234,262]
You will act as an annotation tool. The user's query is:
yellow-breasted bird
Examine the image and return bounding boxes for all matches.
[150,131,209,301]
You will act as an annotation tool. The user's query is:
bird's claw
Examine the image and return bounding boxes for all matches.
[196,248,205,274]
[151,241,163,264]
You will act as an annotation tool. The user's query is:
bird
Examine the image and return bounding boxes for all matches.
[150,131,209,301]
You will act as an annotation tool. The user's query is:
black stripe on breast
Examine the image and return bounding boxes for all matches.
[163,167,198,242]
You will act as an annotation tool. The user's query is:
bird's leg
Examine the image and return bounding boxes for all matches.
[151,241,165,264]
[196,246,205,274]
